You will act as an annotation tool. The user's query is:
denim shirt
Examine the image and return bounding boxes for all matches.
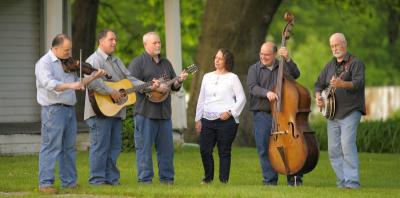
[35,50,78,106]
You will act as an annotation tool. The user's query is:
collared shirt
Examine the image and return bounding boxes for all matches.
[83,48,144,120]
[195,72,246,123]
[314,53,366,119]
[128,52,181,119]
[247,59,300,112]
[35,50,79,106]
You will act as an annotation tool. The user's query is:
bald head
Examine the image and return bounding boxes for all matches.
[259,42,277,66]
[261,42,277,54]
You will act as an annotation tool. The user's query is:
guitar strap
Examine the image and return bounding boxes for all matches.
[336,55,353,80]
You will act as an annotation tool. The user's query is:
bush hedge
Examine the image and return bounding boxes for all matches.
[311,117,400,153]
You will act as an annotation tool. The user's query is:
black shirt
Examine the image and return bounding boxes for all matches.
[247,59,300,112]
[128,52,181,119]
[314,53,366,119]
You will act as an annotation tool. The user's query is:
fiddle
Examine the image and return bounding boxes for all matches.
[60,57,112,80]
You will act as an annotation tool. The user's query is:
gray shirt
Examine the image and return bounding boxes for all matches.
[247,59,300,112]
[128,52,181,119]
[35,50,79,106]
[84,49,144,120]
[314,53,366,119]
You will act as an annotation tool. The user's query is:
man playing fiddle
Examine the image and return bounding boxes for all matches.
[35,34,106,194]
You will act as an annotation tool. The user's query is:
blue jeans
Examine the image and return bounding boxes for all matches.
[134,114,174,183]
[252,111,278,184]
[39,105,77,188]
[327,111,362,188]
[86,116,122,185]
[199,118,238,183]
[252,111,302,184]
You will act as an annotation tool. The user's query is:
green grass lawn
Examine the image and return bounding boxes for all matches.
[0,146,399,197]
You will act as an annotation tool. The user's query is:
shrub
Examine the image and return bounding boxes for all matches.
[311,117,400,153]
[122,106,135,152]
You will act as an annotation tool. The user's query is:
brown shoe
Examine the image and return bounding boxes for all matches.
[39,186,58,194]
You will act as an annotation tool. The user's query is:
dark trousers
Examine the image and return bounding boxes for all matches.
[199,117,238,183]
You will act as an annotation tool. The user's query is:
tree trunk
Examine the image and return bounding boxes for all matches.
[186,0,282,146]
[72,0,99,121]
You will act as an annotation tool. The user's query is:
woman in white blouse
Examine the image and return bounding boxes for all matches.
[195,49,246,184]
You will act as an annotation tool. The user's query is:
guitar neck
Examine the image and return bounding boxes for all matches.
[126,81,153,93]
[163,76,179,86]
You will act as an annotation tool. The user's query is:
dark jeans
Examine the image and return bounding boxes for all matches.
[199,117,238,183]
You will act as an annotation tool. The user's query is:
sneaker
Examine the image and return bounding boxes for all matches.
[39,186,57,194]
[201,179,212,185]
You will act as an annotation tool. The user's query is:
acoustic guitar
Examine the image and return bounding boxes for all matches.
[89,79,153,117]
[145,64,198,103]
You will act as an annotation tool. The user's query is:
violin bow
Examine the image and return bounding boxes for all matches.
[79,49,83,82]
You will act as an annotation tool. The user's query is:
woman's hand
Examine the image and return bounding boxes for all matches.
[195,121,202,133]
[219,111,231,121]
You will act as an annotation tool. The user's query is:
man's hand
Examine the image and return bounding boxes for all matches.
[278,47,289,59]
[178,70,189,83]
[69,82,85,91]
[151,78,160,90]
[330,76,341,88]
[93,69,107,79]
[156,83,170,94]
[110,89,122,103]
[266,91,278,102]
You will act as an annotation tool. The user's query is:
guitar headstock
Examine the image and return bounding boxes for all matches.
[185,64,199,74]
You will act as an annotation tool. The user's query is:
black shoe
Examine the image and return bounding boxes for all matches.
[220,179,228,184]
[287,175,303,186]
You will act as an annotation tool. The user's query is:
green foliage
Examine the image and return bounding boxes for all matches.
[267,0,400,90]
[96,0,206,146]
[122,106,135,152]
[1,148,400,197]
[312,117,400,153]
[96,0,206,91]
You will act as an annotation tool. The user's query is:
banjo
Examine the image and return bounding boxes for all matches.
[320,56,353,119]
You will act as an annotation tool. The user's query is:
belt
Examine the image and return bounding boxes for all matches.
[51,103,73,107]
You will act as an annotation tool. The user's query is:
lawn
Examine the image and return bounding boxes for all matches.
[0,146,399,197]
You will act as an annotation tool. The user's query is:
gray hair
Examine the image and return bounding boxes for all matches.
[143,32,159,44]
[330,32,347,46]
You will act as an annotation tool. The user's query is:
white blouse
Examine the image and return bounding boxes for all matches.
[195,72,246,123]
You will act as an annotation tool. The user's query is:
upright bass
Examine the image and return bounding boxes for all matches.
[269,12,319,176]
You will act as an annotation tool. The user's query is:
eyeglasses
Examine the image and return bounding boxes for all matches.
[260,53,273,57]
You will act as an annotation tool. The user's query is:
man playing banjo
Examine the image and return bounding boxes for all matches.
[314,32,366,189]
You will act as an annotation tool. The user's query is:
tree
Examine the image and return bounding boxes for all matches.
[186,0,282,145]
[71,0,100,120]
